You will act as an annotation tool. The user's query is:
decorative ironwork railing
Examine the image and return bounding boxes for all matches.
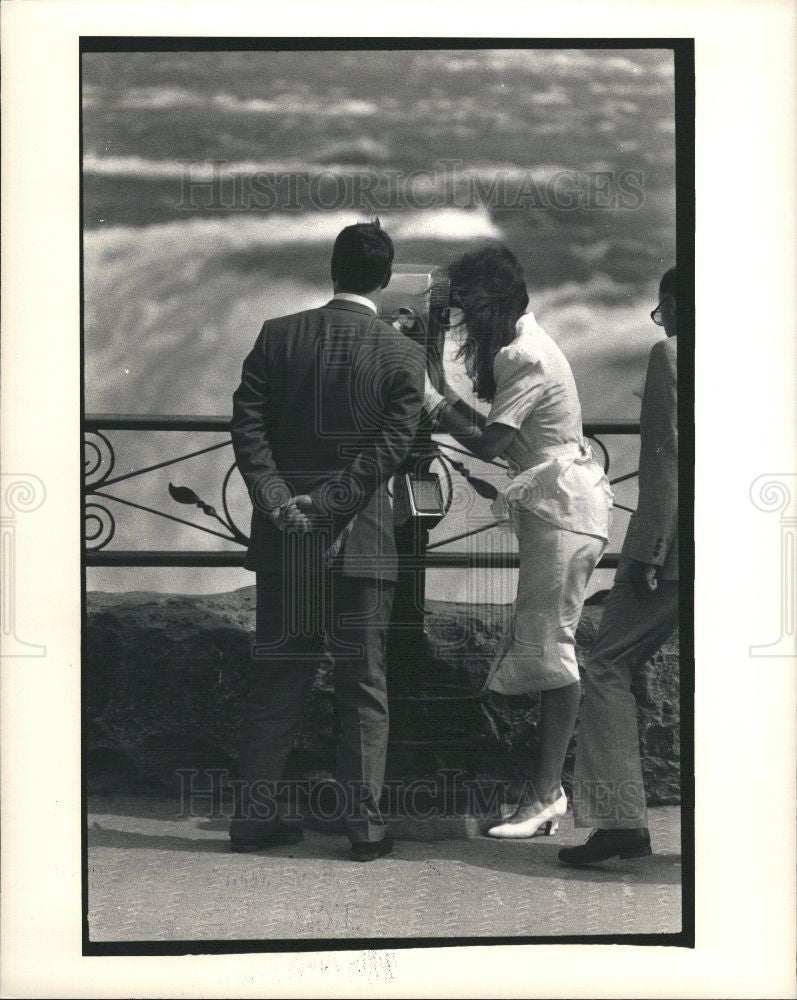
[83,414,640,569]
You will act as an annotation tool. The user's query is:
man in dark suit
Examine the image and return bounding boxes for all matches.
[229,220,425,860]
[560,267,679,866]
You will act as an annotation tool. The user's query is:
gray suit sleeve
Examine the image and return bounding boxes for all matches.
[622,338,678,566]
[309,340,425,524]
[230,322,292,513]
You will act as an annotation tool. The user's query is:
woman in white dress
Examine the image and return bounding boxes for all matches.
[426,245,613,838]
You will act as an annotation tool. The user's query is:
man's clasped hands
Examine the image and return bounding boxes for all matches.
[268,495,319,534]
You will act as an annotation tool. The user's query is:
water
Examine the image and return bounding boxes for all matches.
[82,48,675,599]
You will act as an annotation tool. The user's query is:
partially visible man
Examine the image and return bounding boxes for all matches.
[560,267,679,866]
[229,220,425,861]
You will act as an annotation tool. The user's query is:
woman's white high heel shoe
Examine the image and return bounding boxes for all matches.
[486,787,568,839]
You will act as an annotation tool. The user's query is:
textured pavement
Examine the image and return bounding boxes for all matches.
[87,796,682,942]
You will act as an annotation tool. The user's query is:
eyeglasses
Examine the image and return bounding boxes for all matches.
[650,296,675,326]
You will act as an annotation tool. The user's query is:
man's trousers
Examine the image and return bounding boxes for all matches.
[230,568,395,845]
[573,577,679,829]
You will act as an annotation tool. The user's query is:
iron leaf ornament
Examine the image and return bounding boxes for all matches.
[169,482,234,534]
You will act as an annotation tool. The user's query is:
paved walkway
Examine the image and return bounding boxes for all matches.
[87,796,682,942]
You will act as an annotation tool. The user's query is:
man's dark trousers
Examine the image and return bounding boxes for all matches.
[231,560,394,846]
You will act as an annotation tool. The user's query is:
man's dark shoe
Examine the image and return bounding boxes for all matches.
[230,824,303,853]
[558,827,652,866]
[350,833,394,862]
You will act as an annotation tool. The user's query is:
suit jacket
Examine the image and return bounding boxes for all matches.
[618,336,678,581]
[231,299,425,580]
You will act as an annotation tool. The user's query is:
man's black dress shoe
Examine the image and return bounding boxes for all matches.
[230,825,303,853]
[558,827,652,866]
[350,833,394,862]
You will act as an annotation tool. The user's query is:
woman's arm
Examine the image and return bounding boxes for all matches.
[442,388,486,432]
[424,373,517,462]
[433,393,516,464]
[439,405,515,462]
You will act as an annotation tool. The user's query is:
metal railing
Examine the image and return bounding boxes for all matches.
[83,414,640,569]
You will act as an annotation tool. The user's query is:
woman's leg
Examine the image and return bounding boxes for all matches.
[518,530,603,810]
[522,530,603,807]
[488,519,601,823]
[486,680,581,834]
[525,680,581,807]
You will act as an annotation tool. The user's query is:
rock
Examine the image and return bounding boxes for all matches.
[85,587,680,804]
[86,588,336,792]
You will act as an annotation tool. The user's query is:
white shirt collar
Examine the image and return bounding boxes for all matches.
[332,291,378,314]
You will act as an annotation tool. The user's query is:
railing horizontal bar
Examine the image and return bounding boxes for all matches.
[85,550,620,569]
[582,421,640,434]
[85,414,233,431]
[430,551,619,568]
[86,551,246,567]
[84,414,640,435]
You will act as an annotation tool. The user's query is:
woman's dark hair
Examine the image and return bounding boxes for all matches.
[331,218,394,294]
[448,244,530,401]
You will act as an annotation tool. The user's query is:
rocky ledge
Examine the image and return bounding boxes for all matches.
[86,587,680,804]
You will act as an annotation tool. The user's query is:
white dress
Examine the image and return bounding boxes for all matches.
[484,312,613,694]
